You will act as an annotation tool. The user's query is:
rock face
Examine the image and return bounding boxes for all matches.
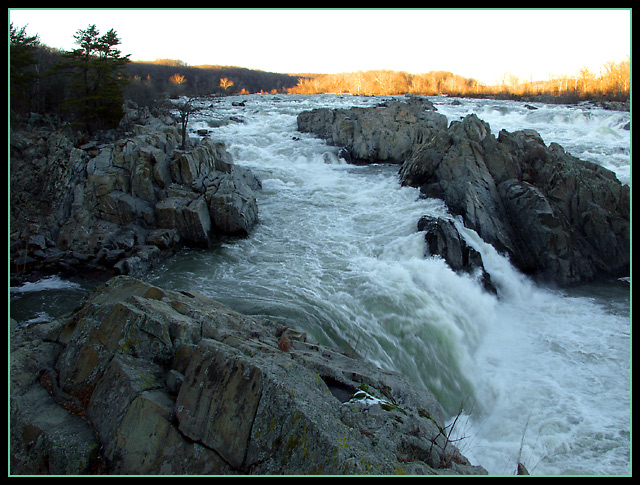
[10,105,260,281]
[417,215,495,293]
[297,97,448,165]
[298,99,630,286]
[10,276,486,476]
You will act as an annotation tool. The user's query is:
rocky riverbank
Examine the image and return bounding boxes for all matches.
[10,103,260,285]
[10,276,486,475]
[10,95,628,476]
[10,101,488,476]
[297,96,630,287]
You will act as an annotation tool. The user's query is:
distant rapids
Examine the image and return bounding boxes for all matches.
[11,94,630,475]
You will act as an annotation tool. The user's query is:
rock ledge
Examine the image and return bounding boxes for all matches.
[10,276,487,476]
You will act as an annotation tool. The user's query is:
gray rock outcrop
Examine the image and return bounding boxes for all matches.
[297,97,447,165]
[10,276,487,476]
[10,106,260,281]
[297,99,630,286]
[417,215,495,293]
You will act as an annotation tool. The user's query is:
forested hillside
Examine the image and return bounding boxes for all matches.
[124,59,301,100]
[288,61,630,101]
[10,20,630,134]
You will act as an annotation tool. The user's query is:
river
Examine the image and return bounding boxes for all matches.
[10,94,631,475]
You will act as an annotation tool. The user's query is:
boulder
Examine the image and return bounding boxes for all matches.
[155,195,212,247]
[412,115,519,258]
[173,139,234,191]
[418,216,495,293]
[297,100,630,286]
[205,170,259,236]
[297,98,448,164]
[497,179,573,280]
[10,276,487,476]
[10,108,261,281]
[492,129,630,284]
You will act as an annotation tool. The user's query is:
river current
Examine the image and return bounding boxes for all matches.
[10,94,630,476]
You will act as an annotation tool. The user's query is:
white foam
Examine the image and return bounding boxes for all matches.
[10,275,83,294]
[434,97,631,186]
[148,94,630,475]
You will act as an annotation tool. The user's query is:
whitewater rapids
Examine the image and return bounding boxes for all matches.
[11,94,630,476]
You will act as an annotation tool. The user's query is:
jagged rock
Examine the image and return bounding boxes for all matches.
[10,129,89,244]
[10,107,261,280]
[173,139,234,190]
[418,215,495,293]
[297,99,630,286]
[297,98,448,164]
[492,129,630,284]
[10,276,487,476]
[411,114,519,258]
[10,385,100,474]
[155,196,212,247]
[146,228,180,250]
[205,170,259,236]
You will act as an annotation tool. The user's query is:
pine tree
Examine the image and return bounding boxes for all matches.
[60,24,130,133]
[9,23,40,115]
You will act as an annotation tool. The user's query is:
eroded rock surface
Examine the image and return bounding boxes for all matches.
[10,105,260,282]
[10,276,487,475]
[298,99,630,286]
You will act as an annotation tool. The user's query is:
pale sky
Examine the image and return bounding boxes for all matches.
[9,8,631,85]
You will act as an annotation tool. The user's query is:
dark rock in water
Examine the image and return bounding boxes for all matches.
[418,216,496,293]
[492,128,630,284]
[297,99,630,287]
[10,276,487,476]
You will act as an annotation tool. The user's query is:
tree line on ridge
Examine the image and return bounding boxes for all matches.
[10,22,630,137]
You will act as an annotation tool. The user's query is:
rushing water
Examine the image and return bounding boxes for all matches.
[10,94,630,475]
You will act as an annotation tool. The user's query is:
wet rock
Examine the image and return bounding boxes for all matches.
[298,99,630,286]
[418,216,495,293]
[10,276,487,476]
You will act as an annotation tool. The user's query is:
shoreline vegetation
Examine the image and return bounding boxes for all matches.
[285,61,630,104]
[10,23,630,134]
[125,60,632,111]
[135,58,634,105]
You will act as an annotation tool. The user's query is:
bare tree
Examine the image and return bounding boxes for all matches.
[219,77,234,91]
[173,96,199,150]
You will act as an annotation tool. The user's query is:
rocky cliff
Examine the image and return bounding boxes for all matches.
[297,97,630,287]
[10,104,260,283]
[10,276,486,475]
